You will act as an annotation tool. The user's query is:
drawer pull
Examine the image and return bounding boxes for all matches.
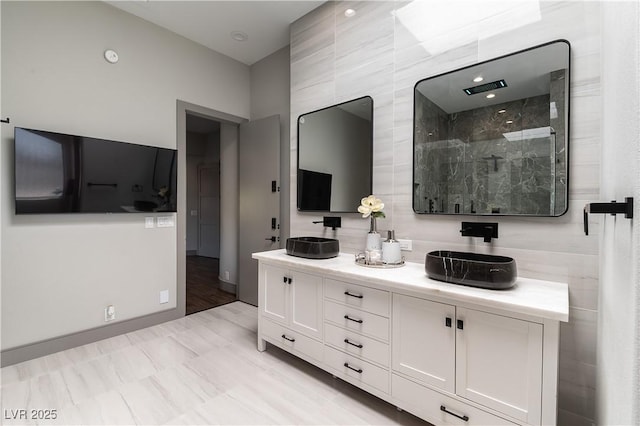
[281,334,295,342]
[344,315,363,324]
[344,338,363,349]
[440,405,469,422]
[343,362,363,374]
[344,291,364,299]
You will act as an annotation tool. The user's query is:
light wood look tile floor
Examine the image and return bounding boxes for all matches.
[1,302,429,425]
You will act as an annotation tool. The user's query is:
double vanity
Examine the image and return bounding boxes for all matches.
[253,249,568,426]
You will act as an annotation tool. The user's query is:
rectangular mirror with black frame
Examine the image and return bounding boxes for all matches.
[297,96,373,213]
[413,40,570,216]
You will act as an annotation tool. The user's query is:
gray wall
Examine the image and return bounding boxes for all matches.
[250,46,291,244]
[1,1,249,352]
[290,2,601,425]
[597,2,640,424]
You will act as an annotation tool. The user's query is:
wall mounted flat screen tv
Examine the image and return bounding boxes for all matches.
[14,127,177,214]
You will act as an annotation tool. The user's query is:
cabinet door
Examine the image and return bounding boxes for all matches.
[392,294,456,393]
[260,264,288,324]
[456,308,542,425]
[289,271,323,340]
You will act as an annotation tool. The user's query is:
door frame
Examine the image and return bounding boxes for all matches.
[177,100,247,317]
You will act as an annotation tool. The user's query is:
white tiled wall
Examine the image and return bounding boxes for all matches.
[290,2,601,425]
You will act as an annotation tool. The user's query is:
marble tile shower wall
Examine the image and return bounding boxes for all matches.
[290,2,600,425]
[414,93,561,216]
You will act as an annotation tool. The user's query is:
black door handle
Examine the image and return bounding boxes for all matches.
[445,317,452,327]
[344,338,363,349]
[457,319,464,330]
[344,315,363,324]
[440,405,469,422]
[343,363,363,374]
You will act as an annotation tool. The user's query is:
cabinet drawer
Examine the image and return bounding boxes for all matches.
[324,322,389,367]
[324,300,389,342]
[324,346,389,394]
[325,279,389,317]
[260,319,323,363]
[392,374,518,426]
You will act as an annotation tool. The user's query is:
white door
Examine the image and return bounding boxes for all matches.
[455,308,543,424]
[238,115,280,305]
[289,271,323,340]
[392,294,456,393]
[198,164,220,258]
[260,263,288,324]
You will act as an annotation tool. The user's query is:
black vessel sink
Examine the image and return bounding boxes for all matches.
[425,250,517,290]
[286,237,339,259]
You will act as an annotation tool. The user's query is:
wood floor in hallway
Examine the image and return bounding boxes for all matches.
[186,255,236,315]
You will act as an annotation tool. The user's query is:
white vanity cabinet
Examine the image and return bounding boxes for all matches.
[392,294,543,425]
[392,294,456,393]
[253,250,568,426]
[257,263,323,361]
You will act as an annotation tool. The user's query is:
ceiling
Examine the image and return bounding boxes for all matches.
[106,1,325,66]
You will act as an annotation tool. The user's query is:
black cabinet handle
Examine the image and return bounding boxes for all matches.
[281,334,295,342]
[457,319,464,330]
[344,291,364,299]
[344,315,363,324]
[440,405,469,422]
[288,277,292,284]
[283,277,287,283]
[445,317,452,328]
[343,362,363,374]
[344,338,363,349]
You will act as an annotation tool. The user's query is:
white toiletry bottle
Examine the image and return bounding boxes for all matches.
[382,230,402,264]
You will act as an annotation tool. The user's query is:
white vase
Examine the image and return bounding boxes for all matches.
[366,232,382,251]
[365,216,382,251]
[382,230,402,264]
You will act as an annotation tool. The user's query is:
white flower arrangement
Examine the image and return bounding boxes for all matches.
[357,195,385,219]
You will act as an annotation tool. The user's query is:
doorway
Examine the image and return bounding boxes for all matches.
[185,113,235,314]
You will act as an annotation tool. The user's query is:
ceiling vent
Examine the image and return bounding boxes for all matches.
[463,79,507,95]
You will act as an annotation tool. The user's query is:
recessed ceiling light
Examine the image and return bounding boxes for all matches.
[486,93,496,99]
[473,76,483,83]
[498,109,506,114]
[345,8,356,17]
[230,31,248,42]
[506,120,513,124]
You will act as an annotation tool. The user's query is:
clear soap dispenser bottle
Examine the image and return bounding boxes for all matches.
[382,230,402,264]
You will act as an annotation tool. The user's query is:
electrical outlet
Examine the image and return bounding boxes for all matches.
[104,305,116,321]
[159,290,169,304]
[145,217,155,228]
[398,239,413,251]
[224,270,230,281]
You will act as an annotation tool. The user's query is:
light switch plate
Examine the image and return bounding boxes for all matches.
[145,217,155,228]
[157,216,175,228]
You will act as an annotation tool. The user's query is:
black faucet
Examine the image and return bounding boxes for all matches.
[312,216,342,230]
[460,222,498,243]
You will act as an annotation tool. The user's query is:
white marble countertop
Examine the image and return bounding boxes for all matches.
[252,249,569,322]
